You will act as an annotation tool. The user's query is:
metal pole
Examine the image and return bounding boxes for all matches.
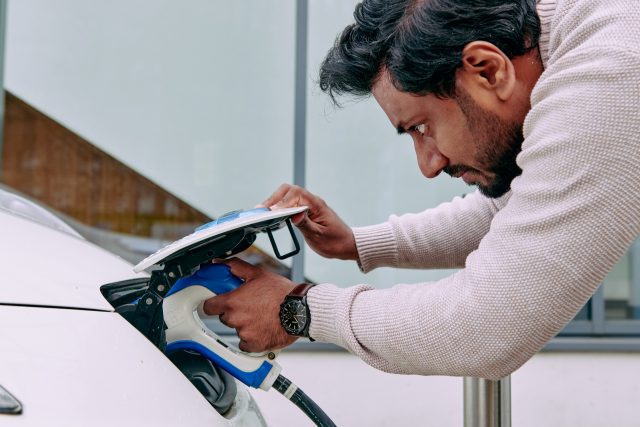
[0,0,7,180]
[464,376,511,427]
[291,0,308,283]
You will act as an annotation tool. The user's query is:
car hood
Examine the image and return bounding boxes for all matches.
[0,210,145,311]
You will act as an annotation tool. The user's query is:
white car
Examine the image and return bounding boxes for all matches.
[0,187,267,426]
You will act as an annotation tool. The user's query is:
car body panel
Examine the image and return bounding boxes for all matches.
[0,209,145,311]
[0,305,265,426]
[0,186,82,239]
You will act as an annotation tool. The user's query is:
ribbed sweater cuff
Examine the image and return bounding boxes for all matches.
[307,284,343,345]
[307,283,373,348]
[352,223,397,273]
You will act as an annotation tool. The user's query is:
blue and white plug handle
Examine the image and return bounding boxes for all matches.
[163,264,282,391]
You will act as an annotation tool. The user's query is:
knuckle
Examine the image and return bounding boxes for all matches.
[218,314,229,326]
[277,183,292,194]
[222,312,236,326]
[225,298,239,312]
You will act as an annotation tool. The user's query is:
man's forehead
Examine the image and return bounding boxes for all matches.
[371,69,396,98]
[372,70,426,128]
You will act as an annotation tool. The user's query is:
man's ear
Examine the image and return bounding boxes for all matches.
[458,41,516,102]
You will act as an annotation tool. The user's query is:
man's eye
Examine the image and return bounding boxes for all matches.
[410,124,426,136]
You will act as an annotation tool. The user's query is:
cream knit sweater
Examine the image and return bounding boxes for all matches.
[307,0,640,380]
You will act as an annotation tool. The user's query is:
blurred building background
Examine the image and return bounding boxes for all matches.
[0,1,639,426]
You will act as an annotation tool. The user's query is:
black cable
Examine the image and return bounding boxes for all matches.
[272,374,337,427]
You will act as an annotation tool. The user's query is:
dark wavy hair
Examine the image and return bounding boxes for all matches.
[319,0,540,104]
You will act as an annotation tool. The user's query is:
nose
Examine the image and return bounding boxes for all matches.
[414,139,448,178]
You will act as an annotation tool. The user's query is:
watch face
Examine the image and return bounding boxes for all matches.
[279,299,308,335]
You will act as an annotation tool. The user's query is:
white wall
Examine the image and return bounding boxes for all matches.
[251,351,640,427]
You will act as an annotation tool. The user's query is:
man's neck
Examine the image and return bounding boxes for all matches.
[508,48,545,124]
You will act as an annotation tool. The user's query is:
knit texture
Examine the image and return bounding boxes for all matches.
[307,0,640,380]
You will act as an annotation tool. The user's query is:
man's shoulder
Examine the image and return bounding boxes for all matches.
[549,0,640,58]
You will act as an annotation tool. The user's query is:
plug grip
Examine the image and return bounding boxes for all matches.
[165,263,243,297]
[163,264,281,390]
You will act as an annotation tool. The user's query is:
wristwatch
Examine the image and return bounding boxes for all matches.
[279,284,315,340]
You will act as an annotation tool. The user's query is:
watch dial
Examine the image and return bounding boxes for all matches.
[280,300,307,335]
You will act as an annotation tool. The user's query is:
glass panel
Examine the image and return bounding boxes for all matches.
[603,239,640,320]
[573,303,591,322]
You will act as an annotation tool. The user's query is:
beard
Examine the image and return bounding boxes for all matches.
[444,88,524,198]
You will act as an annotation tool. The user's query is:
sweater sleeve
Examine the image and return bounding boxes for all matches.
[307,2,640,379]
[353,190,508,272]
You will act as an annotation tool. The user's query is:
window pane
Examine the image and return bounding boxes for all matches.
[604,239,640,320]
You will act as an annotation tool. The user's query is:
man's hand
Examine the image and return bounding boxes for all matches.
[202,258,298,353]
[261,184,358,260]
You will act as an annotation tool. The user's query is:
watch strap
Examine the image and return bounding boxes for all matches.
[287,283,315,299]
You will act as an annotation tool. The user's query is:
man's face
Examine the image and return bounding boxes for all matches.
[371,74,524,198]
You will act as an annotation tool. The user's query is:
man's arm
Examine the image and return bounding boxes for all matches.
[202,189,507,353]
[353,190,508,272]
[260,184,503,269]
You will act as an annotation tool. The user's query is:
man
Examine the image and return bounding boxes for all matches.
[204,0,640,380]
